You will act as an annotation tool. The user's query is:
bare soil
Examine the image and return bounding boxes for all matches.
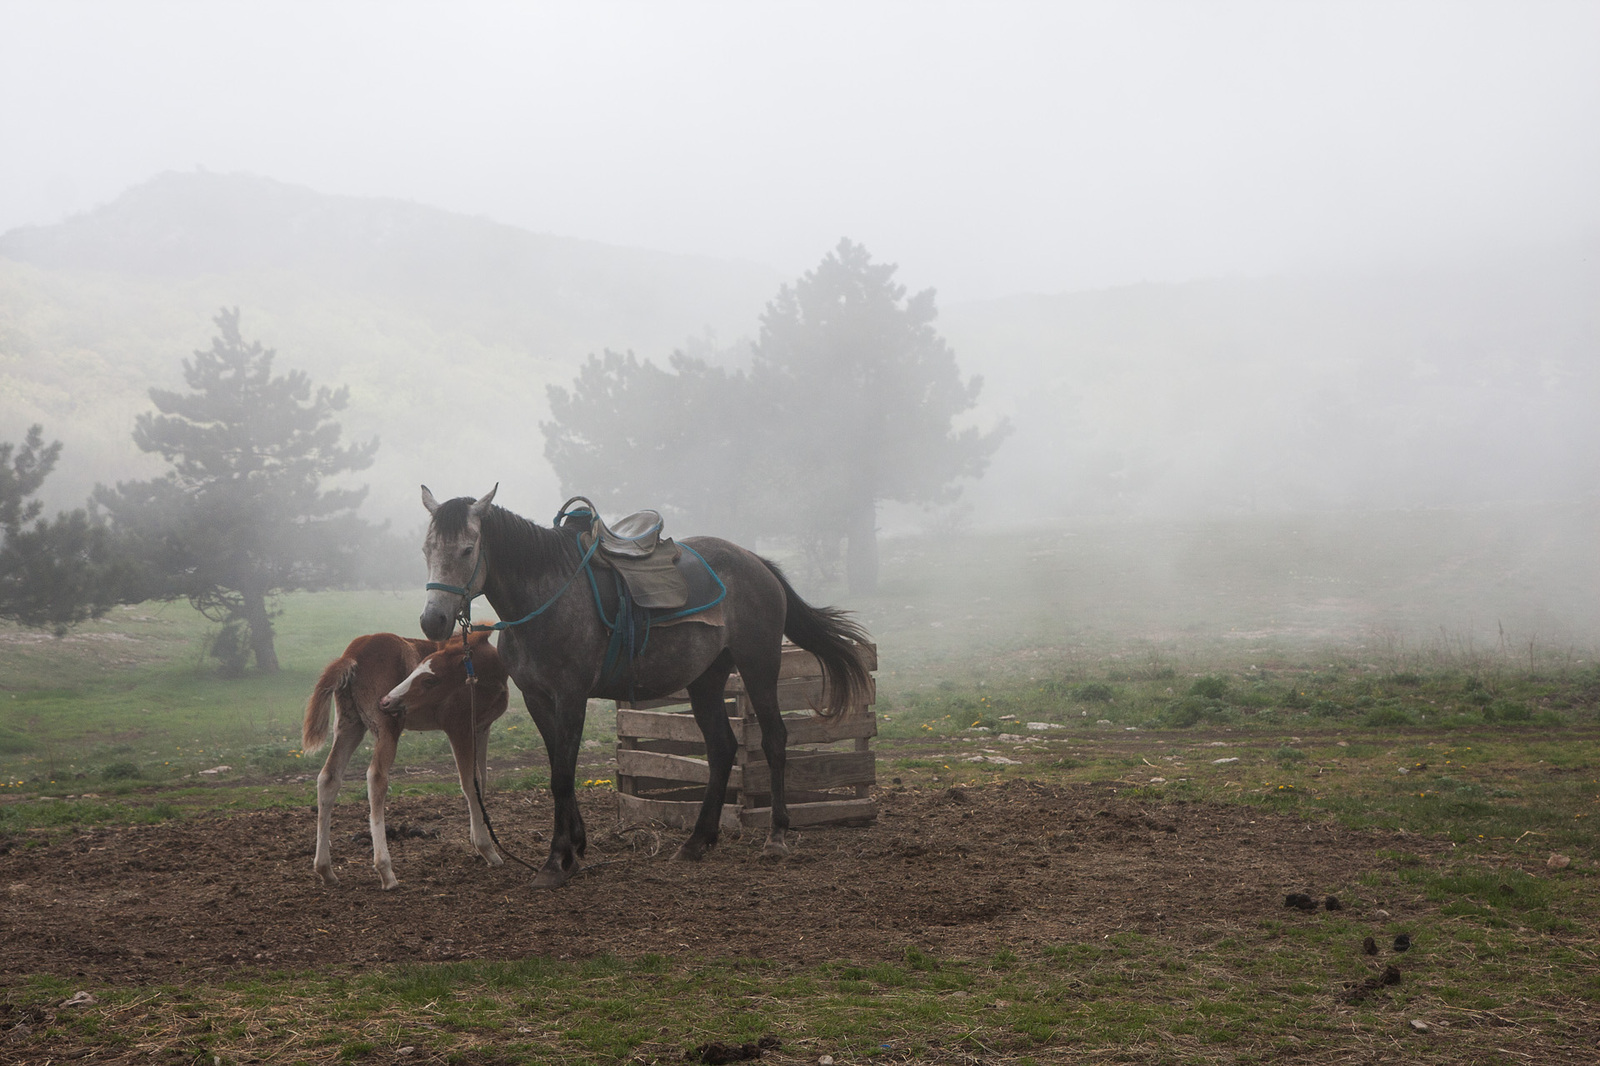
[0,779,1433,984]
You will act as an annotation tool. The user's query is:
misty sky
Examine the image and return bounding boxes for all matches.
[3,1,1598,300]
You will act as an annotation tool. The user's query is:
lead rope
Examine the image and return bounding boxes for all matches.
[457,614,542,875]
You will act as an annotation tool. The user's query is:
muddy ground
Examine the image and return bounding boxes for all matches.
[0,779,1435,984]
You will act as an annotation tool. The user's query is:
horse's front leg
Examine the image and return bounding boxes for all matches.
[523,691,588,888]
[678,664,737,861]
[313,715,367,885]
[446,720,502,867]
[367,723,402,890]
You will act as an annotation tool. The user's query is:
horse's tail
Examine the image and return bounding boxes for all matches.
[761,556,873,717]
[302,656,358,754]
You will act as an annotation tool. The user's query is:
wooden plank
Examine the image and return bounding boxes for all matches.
[724,642,877,693]
[632,737,710,757]
[744,710,877,749]
[738,797,877,829]
[616,708,746,745]
[619,694,690,711]
[736,675,877,715]
[740,750,875,794]
[617,748,712,785]
[617,792,741,833]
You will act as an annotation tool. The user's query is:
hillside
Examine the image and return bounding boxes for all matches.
[2,171,1596,541]
[942,241,1600,520]
[0,171,783,525]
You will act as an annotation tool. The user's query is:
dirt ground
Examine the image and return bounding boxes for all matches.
[0,779,1436,984]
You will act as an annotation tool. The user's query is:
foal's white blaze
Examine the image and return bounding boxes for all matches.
[384,659,435,706]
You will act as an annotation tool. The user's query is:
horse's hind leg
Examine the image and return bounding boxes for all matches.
[677,658,737,861]
[746,682,791,858]
[313,714,366,885]
[447,720,502,867]
[367,723,401,890]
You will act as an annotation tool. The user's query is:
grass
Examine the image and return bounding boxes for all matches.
[2,510,1599,1061]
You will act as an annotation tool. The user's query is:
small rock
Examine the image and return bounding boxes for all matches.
[1547,853,1571,870]
[396,1049,415,1057]
[1393,933,1412,952]
[1408,1019,1430,1032]
[819,1058,835,1066]
[1374,909,1391,920]
[60,991,97,1008]
[1212,756,1239,765]
[198,765,232,775]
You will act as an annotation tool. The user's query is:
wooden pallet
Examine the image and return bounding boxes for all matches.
[615,642,878,831]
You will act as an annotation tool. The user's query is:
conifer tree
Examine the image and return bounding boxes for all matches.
[97,309,378,673]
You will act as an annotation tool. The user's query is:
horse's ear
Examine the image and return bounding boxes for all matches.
[422,485,440,515]
[469,483,498,517]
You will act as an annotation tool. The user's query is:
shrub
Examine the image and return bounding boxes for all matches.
[101,761,142,781]
[1074,682,1116,703]
[0,727,34,754]
[1188,676,1230,700]
[1165,696,1232,728]
[1484,699,1532,723]
[1363,707,1414,727]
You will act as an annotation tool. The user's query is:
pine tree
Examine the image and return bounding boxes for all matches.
[0,425,130,635]
[96,309,378,674]
[751,239,1009,592]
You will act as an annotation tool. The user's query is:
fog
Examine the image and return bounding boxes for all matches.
[2,2,1598,645]
[3,2,1597,299]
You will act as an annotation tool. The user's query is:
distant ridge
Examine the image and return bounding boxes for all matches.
[0,170,782,348]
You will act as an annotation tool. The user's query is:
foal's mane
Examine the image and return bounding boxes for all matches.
[432,496,580,591]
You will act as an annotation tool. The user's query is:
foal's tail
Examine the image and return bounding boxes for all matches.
[302,656,358,754]
[761,557,874,717]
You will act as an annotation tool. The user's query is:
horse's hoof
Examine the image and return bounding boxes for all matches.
[761,837,790,860]
[530,861,576,889]
[316,870,339,886]
[484,852,504,867]
[379,874,399,890]
[673,841,707,862]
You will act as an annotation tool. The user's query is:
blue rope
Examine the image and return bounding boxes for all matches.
[428,534,602,633]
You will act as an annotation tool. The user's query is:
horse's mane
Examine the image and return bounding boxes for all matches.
[433,496,579,591]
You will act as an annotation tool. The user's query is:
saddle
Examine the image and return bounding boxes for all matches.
[556,496,688,609]
[556,498,726,687]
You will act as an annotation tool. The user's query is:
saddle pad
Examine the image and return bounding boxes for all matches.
[608,538,689,610]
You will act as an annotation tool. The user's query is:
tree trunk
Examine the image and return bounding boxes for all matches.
[845,496,879,595]
[241,585,279,673]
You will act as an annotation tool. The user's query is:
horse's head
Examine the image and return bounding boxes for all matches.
[420,483,497,640]
[379,629,504,715]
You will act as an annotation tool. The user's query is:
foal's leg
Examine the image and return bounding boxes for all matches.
[522,692,589,888]
[366,721,402,890]
[677,662,737,861]
[446,720,502,867]
[313,713,367,885]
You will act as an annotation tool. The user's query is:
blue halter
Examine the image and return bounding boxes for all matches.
[424,531,601,632]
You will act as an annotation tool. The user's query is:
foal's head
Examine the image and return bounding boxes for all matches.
[419,484,497,640]
[379,630,504,715]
